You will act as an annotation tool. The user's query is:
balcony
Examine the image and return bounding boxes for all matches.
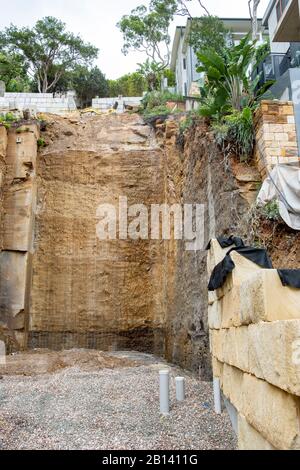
[273,0,300,42]
[252,44,300,88]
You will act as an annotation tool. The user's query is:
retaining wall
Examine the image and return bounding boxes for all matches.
[254,100,299,179]
[208,239,300,449]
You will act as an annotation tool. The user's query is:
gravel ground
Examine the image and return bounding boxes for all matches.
[0,350,237,450]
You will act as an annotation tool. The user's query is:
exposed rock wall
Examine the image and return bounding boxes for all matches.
[0,125,7,252]
[28,114,166,352]
[0,114,261,375]
[157,120,260,378]
[0,123,39,350]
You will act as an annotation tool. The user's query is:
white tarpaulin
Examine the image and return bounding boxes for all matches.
[257,163,300,230]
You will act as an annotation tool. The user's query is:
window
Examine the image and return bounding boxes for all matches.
[276,0,290,22]
[183,58,186,70]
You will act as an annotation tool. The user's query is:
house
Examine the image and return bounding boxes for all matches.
[170,17,264,102]
[264,0,300,44]
[258,0,300,148]
[259,0,300,76]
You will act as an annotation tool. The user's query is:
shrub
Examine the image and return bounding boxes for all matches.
[259,200,280,221]
[37,137,46,148]
[212,107,254,161]
[142,90,185,110]
[142,104,170,119]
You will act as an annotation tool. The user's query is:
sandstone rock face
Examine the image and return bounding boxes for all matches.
[0,125,7,252]
[161,124,254,378]
[0,126,39,349]
[28,114,166,352]
[0,115,257,375]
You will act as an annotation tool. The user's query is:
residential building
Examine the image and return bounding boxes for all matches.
[170,18,263,100]
[257,0,300,148]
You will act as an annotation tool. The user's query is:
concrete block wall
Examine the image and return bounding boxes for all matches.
[92,96,142,112]
[0,92,77,115]
[254,100,299,179]
[208,239,300,450]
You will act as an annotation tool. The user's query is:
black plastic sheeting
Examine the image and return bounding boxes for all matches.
[207,236,300,291]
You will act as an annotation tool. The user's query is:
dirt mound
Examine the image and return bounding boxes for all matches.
[0,349,138,376]
[253,219,300,269]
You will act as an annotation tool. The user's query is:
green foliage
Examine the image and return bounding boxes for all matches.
[163,68,176,87]
[212,107,254,161]
[0,17,98,93]
[118,2,177,91]
[37,137,46,148]
[142,90,184,110]
[108,72,147,97]
[195,34,274,161]
[71,66,108,108]
[0,112,19,129]
[0,51,30,91]
[117,3,174,63]
[189,16,229,56]
[197,35,264,116]
[142,104,170,119]
[259,200,280,221]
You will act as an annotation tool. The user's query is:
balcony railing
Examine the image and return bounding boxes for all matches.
[252,43,300,88]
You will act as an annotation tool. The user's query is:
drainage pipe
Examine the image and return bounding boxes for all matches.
[159,370,170,415]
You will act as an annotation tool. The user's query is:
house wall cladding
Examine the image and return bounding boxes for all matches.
[208,239,300,450]
[254,100,299,179]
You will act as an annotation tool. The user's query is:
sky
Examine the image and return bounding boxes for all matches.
[0,0,270,79]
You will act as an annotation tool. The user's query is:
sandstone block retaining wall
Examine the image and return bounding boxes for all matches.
[208,239,300,450]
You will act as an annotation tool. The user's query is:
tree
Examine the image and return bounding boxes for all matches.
[189,16,229,56]
[108,72,147,97]
[248,0,261,40]
[71,66,109,108]
[0,51,30,91]
[118,4,173,69]
[0,17,98,93]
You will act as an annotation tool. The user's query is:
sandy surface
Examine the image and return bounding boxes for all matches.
[0,350,237,450]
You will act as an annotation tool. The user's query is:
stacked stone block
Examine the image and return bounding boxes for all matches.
[254,100,299,179]
[208,239,300,450]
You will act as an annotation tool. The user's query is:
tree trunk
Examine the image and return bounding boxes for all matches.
[249,0,261,40]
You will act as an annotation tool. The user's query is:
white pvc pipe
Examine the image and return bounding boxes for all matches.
[213,377,222,414]
[175,377,185,401]
[159,370,170,415]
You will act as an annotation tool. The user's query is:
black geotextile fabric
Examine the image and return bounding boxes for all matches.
[207,236,300,291]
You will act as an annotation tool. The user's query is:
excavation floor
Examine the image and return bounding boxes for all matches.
[0,350,236,450]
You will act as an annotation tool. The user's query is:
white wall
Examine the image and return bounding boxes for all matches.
[92,97,142,113]
[175,34,188,96]
[0,92,77,114]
